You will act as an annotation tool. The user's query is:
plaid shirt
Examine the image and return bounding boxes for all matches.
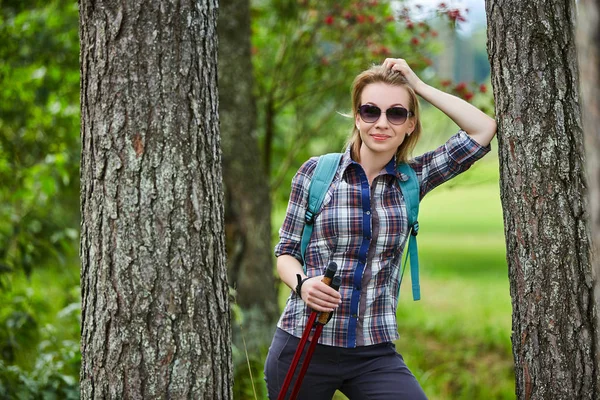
[274,130,491,347]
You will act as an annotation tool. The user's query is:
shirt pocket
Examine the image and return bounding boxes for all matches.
[304,203,338,271]
[374,183,407,259]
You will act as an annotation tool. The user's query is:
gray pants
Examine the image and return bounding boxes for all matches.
[264,328,428,400]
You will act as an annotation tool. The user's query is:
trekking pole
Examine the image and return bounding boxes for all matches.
[289,274,341,400]
[277,262,338,400]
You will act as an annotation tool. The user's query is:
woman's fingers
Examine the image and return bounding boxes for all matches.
[381,57,424,92]
[301,276,342,312]
[384,58,412,79]
[307,297,338,312]
[383,57,407,69]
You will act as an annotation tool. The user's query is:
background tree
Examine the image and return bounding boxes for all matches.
[486,0,599,398]
[79,0,231,398]
[578,0,600,353]
[217,0,279,396]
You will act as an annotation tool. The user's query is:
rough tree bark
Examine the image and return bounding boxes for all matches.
[217,0,279,348]
[578,0,600,367]
[79,0,232,398]
[486,0,599,398]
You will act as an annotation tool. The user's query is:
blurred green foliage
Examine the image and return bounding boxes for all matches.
[0,0,80,283]
[0,0,81,397]
[0,268,80,399]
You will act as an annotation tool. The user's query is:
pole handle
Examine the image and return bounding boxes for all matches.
[320,262,337,287]
[317,275,341,324]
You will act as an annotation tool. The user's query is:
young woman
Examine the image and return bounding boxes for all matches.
[265,58,497,399]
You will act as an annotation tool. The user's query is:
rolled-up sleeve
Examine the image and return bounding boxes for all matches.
[274,158,318,262]
[411,130,491,199]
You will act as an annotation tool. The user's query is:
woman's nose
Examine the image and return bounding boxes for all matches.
[374,113,390,128]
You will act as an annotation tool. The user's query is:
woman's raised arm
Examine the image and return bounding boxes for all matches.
[382,58,497,147]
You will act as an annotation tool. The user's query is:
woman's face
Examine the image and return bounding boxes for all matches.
[355,82,415,160]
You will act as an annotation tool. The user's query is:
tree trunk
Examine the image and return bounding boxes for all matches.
[79,0,232,398]
[486,0,599,398]
[578,0,600,366]
[217,0,279,344]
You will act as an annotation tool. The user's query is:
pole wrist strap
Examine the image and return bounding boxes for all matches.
[295,274,311,299]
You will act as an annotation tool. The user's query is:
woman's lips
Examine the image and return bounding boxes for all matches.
[371,134,390,141]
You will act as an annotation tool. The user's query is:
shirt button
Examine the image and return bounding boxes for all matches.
[355,286,361,291]
[365,211,371,215]
[352,313,358,318]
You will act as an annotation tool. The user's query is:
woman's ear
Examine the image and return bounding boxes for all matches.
[407,117,416,134]
[355,113,361,130]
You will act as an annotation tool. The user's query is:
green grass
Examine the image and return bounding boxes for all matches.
[418,179,506,280]
[386,159,514,400]
[0,260,81,400]
[391,274,513,400]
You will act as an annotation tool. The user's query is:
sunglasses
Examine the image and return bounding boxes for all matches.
[358,104,414,125]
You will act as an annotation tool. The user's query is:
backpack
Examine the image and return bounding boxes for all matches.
[299,153,421,301]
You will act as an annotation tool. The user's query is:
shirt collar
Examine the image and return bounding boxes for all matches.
[340,146,408,181]
[339,146,355,175]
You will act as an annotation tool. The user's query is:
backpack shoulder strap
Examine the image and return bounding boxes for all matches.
[300,153,343,269]
[397,163,421,301]
[397,163,420,224]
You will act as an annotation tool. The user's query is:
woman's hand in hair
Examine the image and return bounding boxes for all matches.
[382,58,425,93]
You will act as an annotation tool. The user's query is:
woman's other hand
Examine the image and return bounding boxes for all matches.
[382,58,424,93]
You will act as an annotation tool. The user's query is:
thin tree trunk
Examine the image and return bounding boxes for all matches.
[264,95,275,176]
[486,0,599,398]
[217,0,279,355]
[578,0,600,367]
[79,0,232,398]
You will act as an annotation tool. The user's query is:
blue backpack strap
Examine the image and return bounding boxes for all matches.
[397,163,421,301]
[300,153,343,270]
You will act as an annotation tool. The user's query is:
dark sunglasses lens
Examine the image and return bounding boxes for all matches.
[386,107,409,125]
[359,105,381,122]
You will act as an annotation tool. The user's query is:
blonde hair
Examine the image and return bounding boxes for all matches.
[347,65,422,163]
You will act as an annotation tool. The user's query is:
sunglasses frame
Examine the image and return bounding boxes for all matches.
[358,104,414,125]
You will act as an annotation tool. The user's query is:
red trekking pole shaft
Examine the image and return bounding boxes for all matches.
[277,263,338,400]
[289,275,341,400]
[277,310,317,400]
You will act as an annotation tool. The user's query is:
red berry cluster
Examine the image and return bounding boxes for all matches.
[402,17,437,47]
[322,3,394,28]
[314,1,441,69]
[455,82,474,101]
[440,79,489,102]
[318,2,415,58]
[437,3,468,24]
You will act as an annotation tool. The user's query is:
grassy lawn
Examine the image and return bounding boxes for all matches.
[395,162,514,400]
